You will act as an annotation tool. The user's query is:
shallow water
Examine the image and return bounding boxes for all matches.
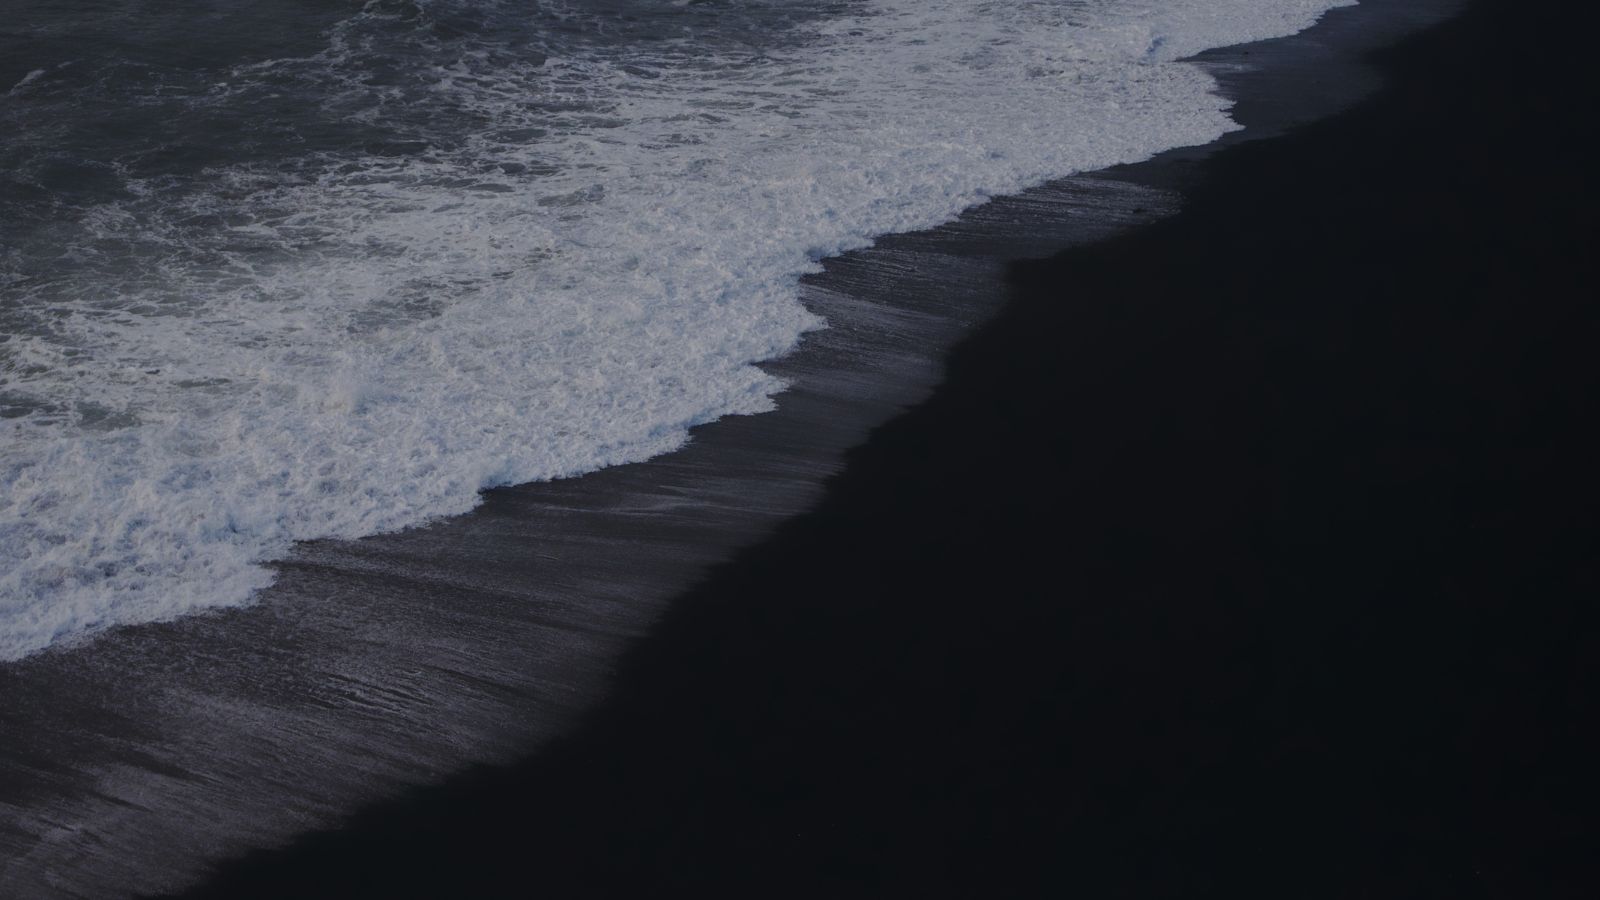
[1,0,1350,660]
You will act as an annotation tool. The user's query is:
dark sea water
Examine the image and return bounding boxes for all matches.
[0,1,1453,896]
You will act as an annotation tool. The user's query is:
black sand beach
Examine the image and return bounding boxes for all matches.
[167,0,1590,896]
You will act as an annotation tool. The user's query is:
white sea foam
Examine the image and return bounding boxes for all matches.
[5,69,46,95]
[0,0,1351,660]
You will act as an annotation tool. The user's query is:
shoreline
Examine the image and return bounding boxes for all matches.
[2,3,1484,897]
[151,0,1600,896]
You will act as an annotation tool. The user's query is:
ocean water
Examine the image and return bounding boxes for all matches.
[0,0,1352,661]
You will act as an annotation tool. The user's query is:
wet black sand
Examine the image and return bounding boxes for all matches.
[169,0,1590,896]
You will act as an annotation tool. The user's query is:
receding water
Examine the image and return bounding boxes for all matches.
[0,0,1352,660]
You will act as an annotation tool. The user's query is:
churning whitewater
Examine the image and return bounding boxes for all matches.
[0,0,1350,660]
